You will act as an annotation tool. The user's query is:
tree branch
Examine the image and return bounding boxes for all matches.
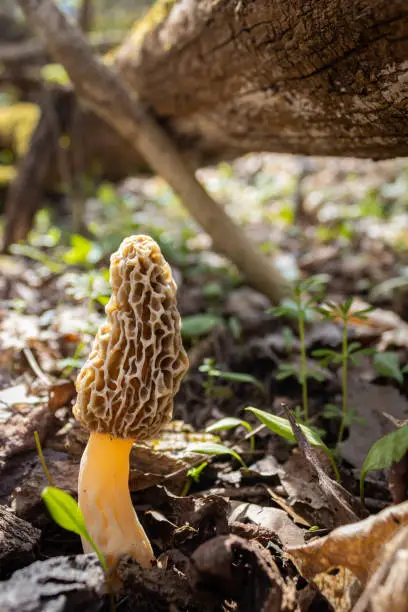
[16,0,289,304]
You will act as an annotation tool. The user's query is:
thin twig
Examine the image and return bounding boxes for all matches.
[23,347,52,386]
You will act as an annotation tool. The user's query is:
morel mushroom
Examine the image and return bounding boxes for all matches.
[73,235,189,568]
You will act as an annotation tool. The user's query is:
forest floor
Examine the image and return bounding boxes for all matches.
[1,153,408,611]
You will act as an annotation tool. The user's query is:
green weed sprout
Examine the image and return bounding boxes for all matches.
[206,416,255,451]
[373,351,408,384]
[313,298,374,444]
[199,357,265,398]
[269,275,328,421]
[360,424,408,503]
[34,431,108,573]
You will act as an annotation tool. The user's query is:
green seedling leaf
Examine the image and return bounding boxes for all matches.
[41,63,70,85]
[246,407,339,480]
[42,487,108,572]
[181,314,223,339]
[373,352,404,384]
[187,461,208,483]
[276,363,298,380]
[209,370,265,393]
[185,442,246,467]
[246,407,322,446]
[360,424,408,502]
[63,234,96,266]
[42,487,87,535]
[205,417,252,434]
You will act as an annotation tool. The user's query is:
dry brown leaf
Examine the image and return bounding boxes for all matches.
[285,409,366,526]
[229,502,305,548]
[341,378,408,469]
[314,568,360,612]
[352,526,408,612]
[47,380,76,410]
[288,500,408,585]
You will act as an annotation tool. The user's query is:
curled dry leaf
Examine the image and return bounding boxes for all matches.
[285,409,366,527]
[352,526,408,612]
[288,500,408,585]
[229,502,305,549]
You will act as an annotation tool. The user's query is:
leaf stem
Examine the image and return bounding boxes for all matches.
[34,430,55,487]
[338,320,348,444]
[298,310,308,421]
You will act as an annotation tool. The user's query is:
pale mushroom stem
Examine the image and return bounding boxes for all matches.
[78,431,155,569]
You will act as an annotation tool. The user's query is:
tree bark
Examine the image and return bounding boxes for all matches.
[114,0,408,161]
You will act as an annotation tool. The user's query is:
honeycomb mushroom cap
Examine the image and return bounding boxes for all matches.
[73,235,189,440]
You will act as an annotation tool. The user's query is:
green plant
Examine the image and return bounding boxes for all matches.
[58,340,86,377]
[269,275,328,421]
[199,358,265,397]
[181,314,223,340]
[34,431,108,572]
[185,441,246,467]
[373,351,408,384]
[246,406,340,481]
[181,439,246,496]
[205,416,255,451]
[313,298,374,444]
[360,424,408,503]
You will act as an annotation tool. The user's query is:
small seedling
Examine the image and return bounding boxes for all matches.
[199,357,265,397]
[181,461,209,496]
[360,424,408,503]
[205,416,255,451]
[181,314,223,340]
[269,275,328,421]
[313,298,374,444]
[373,351,408,384]
[185,441,246,467]
[34,431,108,573]
[323,403,365,428]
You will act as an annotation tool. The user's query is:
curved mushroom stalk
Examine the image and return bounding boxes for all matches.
[78,432,154,569]
[73,235,189,567]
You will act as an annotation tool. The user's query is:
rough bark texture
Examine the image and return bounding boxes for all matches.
[0,554,106,612]
[114,0,408,161]
[0,506,41,580]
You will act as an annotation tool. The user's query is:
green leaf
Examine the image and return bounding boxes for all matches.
[63,235,95,266]
[246,407,322,446]
[347,342,362,354]
[206,417,252,434]
[187,461,208,483]
[41,487,108,572]
[323,403,342,419]
[276,364,298,380]
[246,406,340,480]
[42,487,88,536]
[209,370,265,393]
[95,295,110,307]
[41,63,70,85]
[181,314,223,339]
[185,442,245,467]
[360,425,408,501]
[312,349,337,358]
[373,352,404,384]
